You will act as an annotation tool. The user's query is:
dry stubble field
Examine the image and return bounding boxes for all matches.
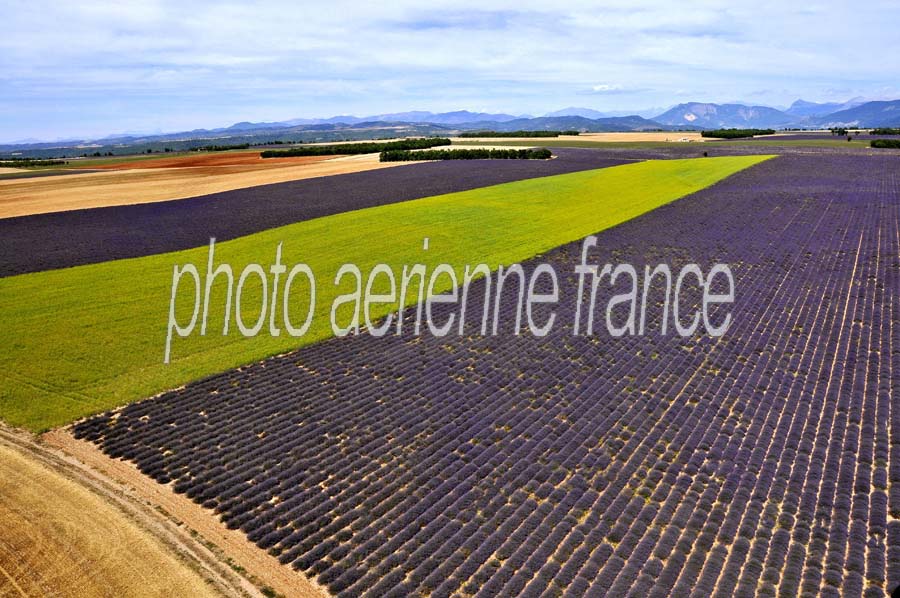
[0,152,408,218]
[0,429,227,598]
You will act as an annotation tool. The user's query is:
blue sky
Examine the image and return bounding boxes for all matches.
[2,0,899,142]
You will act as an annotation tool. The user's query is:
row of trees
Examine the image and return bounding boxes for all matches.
[870,128,900,135]
[0,158,67,167]
[458,131,580,138]
[192,143,252,152]
[379,148,553,161]
[261,138,451,158]
[700,129,776,139]
[192,140,301,152]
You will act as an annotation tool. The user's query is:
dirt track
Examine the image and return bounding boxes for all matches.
[0,424,327,598]
[0,424,252,598]
[41,429,328,598]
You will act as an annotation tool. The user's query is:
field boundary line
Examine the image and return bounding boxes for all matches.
[0,423,268,598]
[0,560,28,598]
[39,427,330,598]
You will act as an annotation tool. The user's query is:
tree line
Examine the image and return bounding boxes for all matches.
[192,143,252,152]
[260,138,452,158]
[0,159,67,167]
[700,129,776,139]
[192,141,303,152]
[379,148,553,161]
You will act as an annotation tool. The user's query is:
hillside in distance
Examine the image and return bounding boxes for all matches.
[464,115,669,132]
[544,107,611,119]
[784,97,865,117]
[652,102,797,128]
[5,98,900,158]
[814,99,900,127]
[282,110,525,126]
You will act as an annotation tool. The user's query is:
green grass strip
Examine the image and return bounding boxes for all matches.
[0,155,771,431]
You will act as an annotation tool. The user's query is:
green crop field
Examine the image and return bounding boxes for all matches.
[0,156,771,431]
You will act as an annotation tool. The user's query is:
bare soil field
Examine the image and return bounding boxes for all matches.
[42,429,327,598]
[85,150,329,170]
[0,427,235,598]
[0,154,405,218]
[577,132,707,142]
[0,168,27,175]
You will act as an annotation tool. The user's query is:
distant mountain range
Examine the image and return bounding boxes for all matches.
[223,98,900,134]
[783,98,865,117]
[813,100,900,127]
[653,102,796,129]
[543,106,675,120]
[280,110,529,127]
[4,99,900,155]
[651,99,900,129]
[455,114,667,133]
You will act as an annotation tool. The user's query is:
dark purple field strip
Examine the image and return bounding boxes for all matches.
[591,142,900,162]
[76,153,900,597]
[516,144,898,176]
[710,133,897,142]
[0,148,632,277]
[0,168,103,181]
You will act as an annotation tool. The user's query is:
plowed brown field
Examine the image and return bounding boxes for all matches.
[86,151,328,170]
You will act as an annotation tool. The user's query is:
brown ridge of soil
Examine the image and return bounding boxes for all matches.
[41,428,329,598]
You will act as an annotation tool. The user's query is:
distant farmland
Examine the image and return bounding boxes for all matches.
[73,152,900,597]
[0,156,764,431]
[0,148,630,274]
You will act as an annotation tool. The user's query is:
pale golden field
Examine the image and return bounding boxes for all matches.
[577,131,706,142]
[43,430,328,598]
[0,153,407,218]
[0,438,221,598]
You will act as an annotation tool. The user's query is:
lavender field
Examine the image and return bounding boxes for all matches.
[75,152,900,597]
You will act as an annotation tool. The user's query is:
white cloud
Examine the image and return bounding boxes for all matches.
[1,0,899,140]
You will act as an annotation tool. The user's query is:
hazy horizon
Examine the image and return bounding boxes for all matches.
[4,1,899,143]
